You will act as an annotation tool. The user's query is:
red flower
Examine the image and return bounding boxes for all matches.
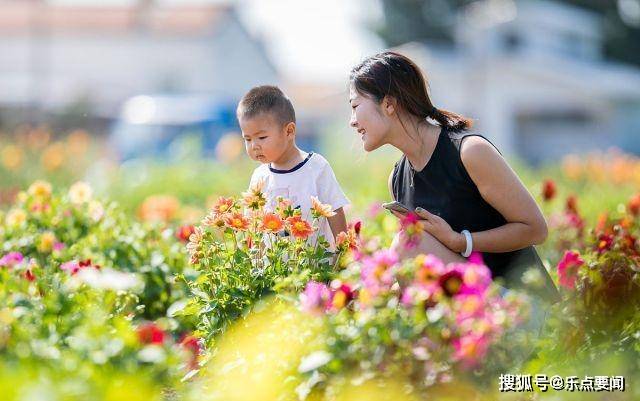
[595,234,614,254]
[353,220,362,236]
[542,179,556,201]
[621,233,638,255]
[628,194,640,216]
[565,195,579,215]
[180,334,201,369]
[557,251,584,290]
[439,269,464,297]
[176,225,196,243]
[329,283,355,310]
[137,322,166,345]
[24,269,36,282]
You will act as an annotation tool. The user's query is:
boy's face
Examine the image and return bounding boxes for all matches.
[239,113,293,163]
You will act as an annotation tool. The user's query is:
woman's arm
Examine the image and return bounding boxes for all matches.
[414,136,547,253]
[455,136,547,252]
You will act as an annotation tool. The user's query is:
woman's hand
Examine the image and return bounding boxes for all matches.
[414,207,466,253]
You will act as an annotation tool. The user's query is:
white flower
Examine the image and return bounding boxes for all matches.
[68,181,93,205]
[75,268,144,292]
[88,200,105,222]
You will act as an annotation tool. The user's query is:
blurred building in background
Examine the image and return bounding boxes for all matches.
[393,0,640,164]
[0,0,278,128]
[1,0,640,164]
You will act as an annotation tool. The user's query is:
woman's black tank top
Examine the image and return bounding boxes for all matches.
[392,128,559,302]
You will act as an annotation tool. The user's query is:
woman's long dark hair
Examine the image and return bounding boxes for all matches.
[350,51,472,133]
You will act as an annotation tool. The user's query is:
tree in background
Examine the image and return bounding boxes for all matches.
[374,0,640,66]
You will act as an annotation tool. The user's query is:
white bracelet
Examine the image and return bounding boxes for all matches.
[460,230,473,258]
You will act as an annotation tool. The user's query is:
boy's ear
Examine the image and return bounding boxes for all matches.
[284,122,296,138]
[382,96,397,116]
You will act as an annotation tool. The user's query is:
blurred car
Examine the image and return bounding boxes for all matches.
[110,94,239,161]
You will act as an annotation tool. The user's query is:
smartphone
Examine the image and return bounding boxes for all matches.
[382,201,412,214]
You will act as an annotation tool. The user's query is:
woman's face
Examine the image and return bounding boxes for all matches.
[349,84,391,152]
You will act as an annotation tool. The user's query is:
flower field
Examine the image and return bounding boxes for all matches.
[1,128,640,400]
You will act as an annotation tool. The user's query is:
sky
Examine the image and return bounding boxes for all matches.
[237,0,384,84]
[50,0,385,84]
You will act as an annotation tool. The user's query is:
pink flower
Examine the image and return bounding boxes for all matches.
[60,260,81,275]
[401,282,440,308]
[440,262,492,296]
[60,259,97,275]
[414,254,445,284]
[452,333,490,369]
[361,249,399,296]
[557,250,584,289]
[0,252,24,268]
[454,293,486,322]
[301,281,330,313]
[461,263,492,295]
[53,242,65,252]
[399,213,423,249]
[467,251,484,265]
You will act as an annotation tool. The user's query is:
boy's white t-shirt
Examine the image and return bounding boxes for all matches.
[249,152,349,249]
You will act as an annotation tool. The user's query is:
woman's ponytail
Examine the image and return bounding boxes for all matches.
[430,107,473,133]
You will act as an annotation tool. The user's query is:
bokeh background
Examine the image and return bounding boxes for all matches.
[2,1,640,400]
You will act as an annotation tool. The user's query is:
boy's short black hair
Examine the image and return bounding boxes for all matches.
[237,85,296,126]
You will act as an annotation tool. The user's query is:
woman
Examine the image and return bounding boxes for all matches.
[349,51,559,302]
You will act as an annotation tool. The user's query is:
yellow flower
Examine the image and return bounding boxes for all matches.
[68,181,93,205]
[1,145,23,171]
[37,231,56,253]
[28,180,53,200]
[6,208,27,227]
[310,196,335,218]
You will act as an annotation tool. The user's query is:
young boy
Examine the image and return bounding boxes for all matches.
[237,85,348,248]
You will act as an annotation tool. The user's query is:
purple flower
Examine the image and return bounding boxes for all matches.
[0,252,24,268]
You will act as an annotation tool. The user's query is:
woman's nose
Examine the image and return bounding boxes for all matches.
[349,114,358,128]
